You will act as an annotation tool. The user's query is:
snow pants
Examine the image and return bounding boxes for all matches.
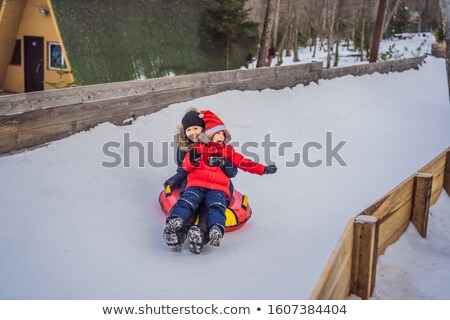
[168,186,227,234]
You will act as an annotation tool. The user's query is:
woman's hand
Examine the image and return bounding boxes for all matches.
[189,147,202,163]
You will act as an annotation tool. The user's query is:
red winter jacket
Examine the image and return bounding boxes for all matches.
[182,142,265,199]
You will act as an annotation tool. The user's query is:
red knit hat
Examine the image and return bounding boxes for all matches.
[199,110,231,143]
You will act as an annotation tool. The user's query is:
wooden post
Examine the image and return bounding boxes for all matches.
[444,150,450,196]
[351,215,379,300]
[369,0,388,63]
[411,173,433,238]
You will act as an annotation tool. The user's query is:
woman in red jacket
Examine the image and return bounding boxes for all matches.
[165,110,277,248]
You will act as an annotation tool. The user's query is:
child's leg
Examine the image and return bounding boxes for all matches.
[187,206,209,254]
[167,187,205,227]
[196,206,209,243]
[204,190,227,246]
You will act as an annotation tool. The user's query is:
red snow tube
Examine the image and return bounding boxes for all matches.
[159,186,252,232]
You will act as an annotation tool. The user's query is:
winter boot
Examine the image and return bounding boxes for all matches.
[166,217,183,231]
[163,227,182,252]
[188,226,204,254]
[208,225,223,247]
[163,227,187,252]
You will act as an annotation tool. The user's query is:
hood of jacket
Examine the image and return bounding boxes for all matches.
[177,125,193,152]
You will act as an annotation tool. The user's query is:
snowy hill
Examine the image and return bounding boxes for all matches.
[0,56,449,299]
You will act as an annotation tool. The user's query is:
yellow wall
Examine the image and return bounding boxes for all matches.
[2,0,73,93]
[0,0,26,90]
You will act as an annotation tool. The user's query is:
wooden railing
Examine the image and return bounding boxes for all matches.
[310,147,450,299]
[0,57,425,155]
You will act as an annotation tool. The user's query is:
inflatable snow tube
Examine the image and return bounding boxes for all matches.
[159,186,252,232]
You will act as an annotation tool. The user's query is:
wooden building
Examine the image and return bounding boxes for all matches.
[0,0,73,92]
[0,0,257,93]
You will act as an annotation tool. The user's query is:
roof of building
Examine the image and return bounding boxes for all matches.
[50,0,256,85]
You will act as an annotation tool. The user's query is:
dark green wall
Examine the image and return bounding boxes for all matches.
[51,0,257,85]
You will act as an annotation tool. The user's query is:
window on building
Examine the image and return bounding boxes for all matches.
[10,40,21,66]
[48,42,67,70]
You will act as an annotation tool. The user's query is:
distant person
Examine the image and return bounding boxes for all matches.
[245,53,254,69]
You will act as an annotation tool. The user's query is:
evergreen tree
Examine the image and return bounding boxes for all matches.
[390,3,410,34]
[200,0,258,70]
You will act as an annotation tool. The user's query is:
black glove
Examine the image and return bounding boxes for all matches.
[189,148,201,163]
[264,164,277,174]
[164,180,176,190]
[209,156,226,167]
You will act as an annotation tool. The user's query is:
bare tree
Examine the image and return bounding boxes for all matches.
[257,0,277,67]
[276,0,294,65]
[293,5,300,62]
[325,0,345,69]
[271,0,281,49]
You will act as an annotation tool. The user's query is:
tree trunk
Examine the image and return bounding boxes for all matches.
[272,0,281,48]
[226,35,230,70]
[276,0,294,66]
[286,22,292,57]
[369,0,388,63]
[313,36,317,58]
[440,0,450,98]
[276,31,286,65]
[257,0,277,68]
[360,17,366,61]
[293,12,300,62]
[326,0,339,69]
[333,34,340,67]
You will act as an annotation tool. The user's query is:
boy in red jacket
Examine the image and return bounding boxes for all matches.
[165,110,277,247]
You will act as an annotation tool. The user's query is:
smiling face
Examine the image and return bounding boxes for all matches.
[185,126,203,143]
[211,131,226,144]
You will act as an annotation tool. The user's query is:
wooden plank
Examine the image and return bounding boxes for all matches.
[0,86,208,136]
[430,169,445,205]
[378,219,410,256]
[419,150,446,178]
[377,198,412,256]
[445,151,450,196]
[310,220,353,299]
[330,253,352,299]
[362,177,414,222]
[0,74,205,116]
[0,102,170,154]
[0,57,420,116]
[351,215,379,300]
[0,62,322,116]
[411,173,433,238]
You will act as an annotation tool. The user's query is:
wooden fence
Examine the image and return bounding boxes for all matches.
[310,147,450,299]
[0,56,425,155]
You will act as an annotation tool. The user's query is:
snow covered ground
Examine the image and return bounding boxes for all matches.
[372,191,450,300]
[0,45,449,298]
[247,32,435,69]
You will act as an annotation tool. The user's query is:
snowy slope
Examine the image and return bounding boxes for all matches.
[0,56,449,299]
